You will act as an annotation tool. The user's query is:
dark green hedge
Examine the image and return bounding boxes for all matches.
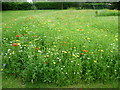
[34,2,79,9]
[2,2,79,10]
[2,2,119,10]
[2,2,32,10]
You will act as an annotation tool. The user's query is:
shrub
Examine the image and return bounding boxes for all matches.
[67,7,77,10]
[96,10,119,16]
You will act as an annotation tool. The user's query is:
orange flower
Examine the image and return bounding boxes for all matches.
[79,29,83,31]
[24,34,28,36]
[81,53,84,55]
[6,26,10,28]
[30,16,34,19]
[34,35,38,37]
[82,50,87,52]
[16,35,20,37]
[36,48,38,50]
[67,15,70,17]
[64,23,67,25]
[64,42,66,44]
[44,62,47,64]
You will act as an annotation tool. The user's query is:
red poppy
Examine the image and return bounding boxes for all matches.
[82,50,87,52]
[64,42,67,44]
[81,53,84,55]
[13,43,17,46]
[80,88,82,90]
[16,35,20,37]
[36,48,38,50]
[79,29,83,31]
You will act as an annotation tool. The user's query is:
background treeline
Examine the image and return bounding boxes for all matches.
[2,2,119,10]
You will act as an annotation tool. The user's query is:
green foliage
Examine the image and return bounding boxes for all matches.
[2,2,79,10]
[34,2,61,9]
[78,2,110,9]
[96,10,119,16]
[2,2,18,10]
[2,10,119,86]
[109,2,119,10]
[67,7,77,10]
[2,2,115,10]
[17,2,32,10]
[2,74,118,88]
[2,2,32,10]
[34,2,79,10]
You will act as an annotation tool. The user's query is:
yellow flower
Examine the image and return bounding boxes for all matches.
[72,54,75,56]
[76,55,79,57]
[1,69,3,71]
[16,40,19,42]
[62,51,67,53]
[98,50,104,52]
[53,62,56,64]
[46,55,50,58]
[115,35,117,37]
[86,38,90,40]
[115,38,118,41]
[73,47,76,49]
[54,45,56,47]
[94,60,97,63]
[83,46,85,47]
[64,51,67,53]
[24,45,26,46]
[29,42,32,43]
[100,50,104,52]
[110,50,113,53]
[17,43,21,45]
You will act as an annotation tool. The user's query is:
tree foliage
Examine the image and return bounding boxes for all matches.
[2,2,119,10]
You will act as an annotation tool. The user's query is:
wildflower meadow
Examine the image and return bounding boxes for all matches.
[2,9,119,87]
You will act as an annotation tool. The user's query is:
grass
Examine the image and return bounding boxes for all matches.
[96,9,119,16]
[2,75,118,88]
[2,9,119,88]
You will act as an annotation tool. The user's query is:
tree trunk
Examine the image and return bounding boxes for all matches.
[61,2,63,10]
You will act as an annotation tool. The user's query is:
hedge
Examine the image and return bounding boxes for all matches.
[2,2,119,10]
